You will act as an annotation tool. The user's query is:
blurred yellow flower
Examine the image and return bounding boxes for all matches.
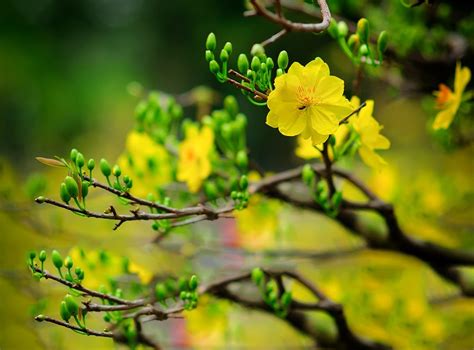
[351,97,390,170]
[433,62,471,129]
[294,125,349,160]
[117,131,172,197]
[267,57,353,145]
[177,125,214,193]
[68,247,152,290]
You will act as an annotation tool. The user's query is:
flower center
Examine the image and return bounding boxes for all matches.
[435,83,453,109]
[296,85,318,110]
[185,148,196,162]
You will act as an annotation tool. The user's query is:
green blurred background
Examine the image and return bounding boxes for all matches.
[1,0,473,349]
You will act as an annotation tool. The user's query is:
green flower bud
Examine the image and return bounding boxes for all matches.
[260,63,267,72]
[302,164,315,186]
[277,50,289,70]
[64,176,79,198]
[70,148,78,162]
[179,291,187,300]
[223,41,232,55]
[35,196,46,203]
[239,175,249,191]
[64,256,73,269]
[51,250,63,269]
[220,49,229,62]
[64,294,79,317]
[235,113,247,130]
[237,53,249,73]
[337,21,348,38]
[251,56,261,71]
[39,250,47,262]
[347,34,359,51]
[332,191,343,208]
[75,267,84,280]
[112,165,121,177]
[356,18,369,43]
[59,183,71,204]
[266,57,274,70]
[209,60,220,75]
[377,31,389,53]
[87,159,95,171]
[205,49,214,62]
[155,283,167,301]
[60,301,71,322]
[103,314,111,322]
[281,291,292,308]
[29,251,36,260]
[204,181,218,200]
[35,314,46,322]
[250,43,265,57]
[246,69,256,81]
[359,44,368,56]
[100,159,111,177]
[224,95,239,116]
[221,124,232,140]
[251,267,264,285]
[328,135,336,146]
[206,32,216,51]
[81,181,89,198]
[123,175,131,184]
[189,275,199,291]
[76,152,85,169]
[178,277,188,292]
[276,68,284,77]
[236,150,248,170]
[327,19,339,38]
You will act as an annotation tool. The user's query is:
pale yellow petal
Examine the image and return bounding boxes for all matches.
[316,76,345,102]
[279,111,307,136]
[359,145,387,170]
[432,106,457,130]
[454,62,471,95]
[266,111,279,128]
[310,107,339,135]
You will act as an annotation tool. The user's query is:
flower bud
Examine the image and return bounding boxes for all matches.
[205,49,214,62]
[277,50,289,70]
[64,294,79,317]
[302,164,315,186]
[359,44,368,56]
[29,251,36,260]
[347,34,359,51]
[64,176,79,198]
[39,250,47,262]
[112,165,121,177]
[51,250,63,269]
[377,31,389,53]
[220,49,229,62]
[235,113,247,130]
[250,43,265,57]
[223,41,232,55]
[35,314,46,322]
[204,181,218,200]
[327,19,339,38]
[224,95,239,116]
[75,267,84,280]
[87,159,95,171]
[276,68,284,77]
[237,53,249,73]
[239,175,249,191]
[76,152,85,169]
[221,124,232,140]
[356,18,369,43]
[206,32,216,51]
[332,191,343,208]
[266,57,274,70]
[60,183,71,204]
[64,256,73,269]
[60,301,71,322]
[209,60,220,75]
[81,181,89,198]
[178,277,188,291]
[236,150,248,170]
[189,275,198,291]
[251,56,261,71]
[70,148,78,162]
[100,159,111,177]
[281,291,292,308]
[337,21,348,38]
[251,267,264,285]
[155,283,167,301]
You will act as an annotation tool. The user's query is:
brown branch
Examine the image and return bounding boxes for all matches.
[35,315,114,338]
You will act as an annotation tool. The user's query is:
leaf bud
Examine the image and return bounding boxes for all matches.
[220,48,229,62]
[35,196,46,203]
[39,250,47,262]
[60,301,71,322]
[112,165,121,177]
[70,148,78,162]
[251,267,264,285]
[224,95,239,116]
[76,152,85,169]
[239,175,249,191]
[302,164,315,186]
[204,181,218,200]
[223,41,232,55]
[236,150,248,170]
[205,49,214,62]
[377,31,389,53]
[155,283,167,301]
[64,256,73,269]
[251,56,261,71]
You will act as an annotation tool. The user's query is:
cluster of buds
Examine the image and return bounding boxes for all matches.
[155,275,199,310]
[328,18,388,67]
[251,268,292,318]
[27,249,85,283]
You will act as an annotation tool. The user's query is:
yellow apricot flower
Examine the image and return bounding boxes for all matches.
[266,57,353,145]
[177,125,214,193]
[117,131,172,197]
[351,97,390,170]
[433,62,471,129]
[295,124,349,160]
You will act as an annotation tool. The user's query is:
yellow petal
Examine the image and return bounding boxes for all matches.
[316,76,345,103]
[432,106,457,130]
[295,135,320,159]
[454,62,471,95]
[266,110,279,128]
[310,107,339,135]
[278,111,307,136]
[373,135,391,150]
[359,145,387,170]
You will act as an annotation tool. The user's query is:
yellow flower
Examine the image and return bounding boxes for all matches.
[433,62,471,129]
[117,131,172,197]
[177,125,214,193]
[351,97,390,170]
[266,57,353,145]
[295,125,349,160]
